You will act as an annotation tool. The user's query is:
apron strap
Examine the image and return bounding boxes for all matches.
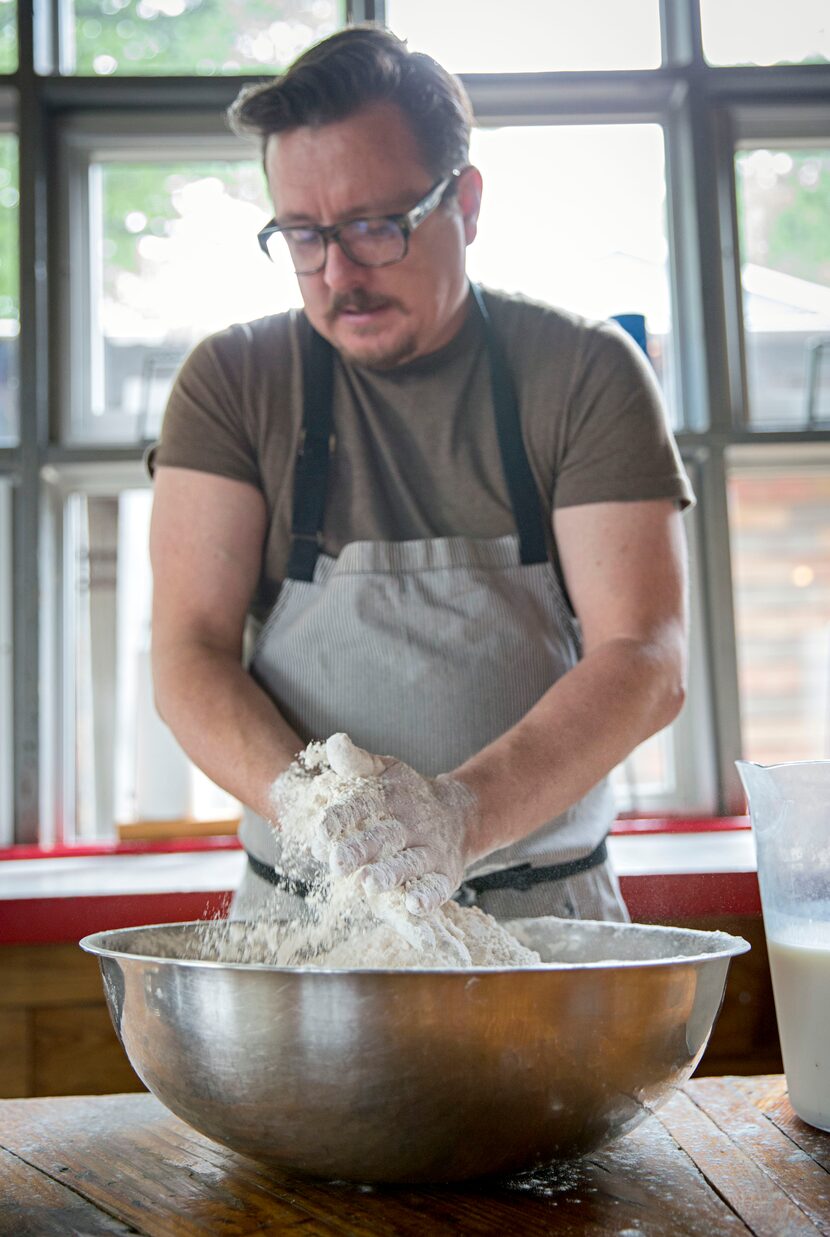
[285,325,335,581]
[460,836,609,897]
[468,283,549,566]
[245,851,314,897]
[286,287,550,579]
[246,837,609,903]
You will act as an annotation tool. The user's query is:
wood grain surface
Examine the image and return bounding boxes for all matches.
[0,1077,827,1236]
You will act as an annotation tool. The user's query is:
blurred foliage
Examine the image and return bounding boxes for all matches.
[0,0,341,319]
[737,149,830,287]
[0,132,271,327]
[0,0,15,74]
[100,160,268,298]
[70,0,340,75]
[766,153,830,285]
[1,9,827,330]
[0,135,18,319]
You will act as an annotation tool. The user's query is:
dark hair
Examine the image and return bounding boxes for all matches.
[227,26,473,180]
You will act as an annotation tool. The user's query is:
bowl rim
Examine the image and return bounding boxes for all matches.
[78,917,751,975]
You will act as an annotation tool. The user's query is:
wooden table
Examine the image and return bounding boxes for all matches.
[1,1076,828,1236]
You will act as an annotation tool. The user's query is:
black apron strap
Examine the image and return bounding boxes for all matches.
[468,283,549,566]
[285,325,335,581]
[286,290,549,579]
[246,851,314,898]
[460,836,609,897]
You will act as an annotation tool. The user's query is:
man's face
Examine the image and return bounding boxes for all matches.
[264,101,481,369]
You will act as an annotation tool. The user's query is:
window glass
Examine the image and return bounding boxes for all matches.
[735,145,830,428]
[73,156,295,443]
[66,487,239,840]
[386,0,661,72]
[729,461,830,763]
[611,730,675,813]
[0,0,16,73]
[701,0,830,67]
[469,123,679,425]
[611,579,710,814]
[61,0,342,76]
[74,127,678,441]
[0,132,18,446]
[0,481,11,846]
[615,485,714,817]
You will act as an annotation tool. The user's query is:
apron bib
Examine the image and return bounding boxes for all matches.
[235,285,626,922]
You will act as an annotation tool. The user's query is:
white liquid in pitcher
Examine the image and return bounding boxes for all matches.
[767,921,830,1132]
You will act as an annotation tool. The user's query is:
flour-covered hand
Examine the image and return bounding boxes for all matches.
[320,749,480,915]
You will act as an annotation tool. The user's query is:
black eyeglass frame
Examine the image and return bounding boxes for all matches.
[257,169,461,274]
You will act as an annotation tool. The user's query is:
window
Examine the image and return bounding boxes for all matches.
[6,2,830,846]
[61,121,295,443]
[469,122,678,424]
[0,127,18,448]
[701,0,830,68]
[0,480,11,845]
[735,144,830,429]
[44,466,239,841]
[386,0,662,72]
[0,1,15,74]
[613,486,716,814]
[59,0,343,76]
[728,449,830,763]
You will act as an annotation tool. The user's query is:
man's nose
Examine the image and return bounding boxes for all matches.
[321,236,367,291]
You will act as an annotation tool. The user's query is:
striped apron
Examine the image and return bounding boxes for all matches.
[233,285,628,924]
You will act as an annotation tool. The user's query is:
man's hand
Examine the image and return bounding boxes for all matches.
[319,739,481,915]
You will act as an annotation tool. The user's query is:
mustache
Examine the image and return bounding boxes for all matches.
[325,290,403,321]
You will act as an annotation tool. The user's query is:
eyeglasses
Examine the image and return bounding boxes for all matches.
[257,171,460,275]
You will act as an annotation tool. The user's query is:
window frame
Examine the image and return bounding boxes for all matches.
[41,459,154,842]
[467,110,685,430]
[0,97,16,845]
[4,0,830,844]
[727,103,830,432]
[726,441,830,766]
[0,102,19,452]
[58,114,264,445]
[611,478,718,817]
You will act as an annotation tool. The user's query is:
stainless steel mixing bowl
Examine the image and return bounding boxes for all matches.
[80,917,749,1183]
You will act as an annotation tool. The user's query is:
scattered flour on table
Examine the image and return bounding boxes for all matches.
[204,735,541,970]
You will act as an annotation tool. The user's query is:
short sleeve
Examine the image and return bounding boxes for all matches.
[555,322,694,511]
[150,326,261,489]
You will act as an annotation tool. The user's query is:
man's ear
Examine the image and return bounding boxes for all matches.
[457,166,483,245]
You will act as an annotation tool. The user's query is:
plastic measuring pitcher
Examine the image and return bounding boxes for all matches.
[737,760,830,1131]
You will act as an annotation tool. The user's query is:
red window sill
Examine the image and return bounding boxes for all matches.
[0,816,751,864]
[0,818,759,945]
[0,835,244,862]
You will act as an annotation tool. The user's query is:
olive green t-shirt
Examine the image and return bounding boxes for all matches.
[153,287,694,620]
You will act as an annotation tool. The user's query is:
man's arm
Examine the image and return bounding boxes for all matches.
[150,466,302,821]
[452,498,688,861]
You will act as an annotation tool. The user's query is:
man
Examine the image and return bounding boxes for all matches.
[149,27,692,924]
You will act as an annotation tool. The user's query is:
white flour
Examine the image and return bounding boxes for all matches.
[220,735,541,970]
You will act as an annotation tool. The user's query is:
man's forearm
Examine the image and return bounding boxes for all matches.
[152,642,302,823]
[453,636,686,863]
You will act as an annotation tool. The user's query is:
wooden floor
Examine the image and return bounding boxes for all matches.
[0,913,781,1099]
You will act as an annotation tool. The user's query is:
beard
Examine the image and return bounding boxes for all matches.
[336,331,419,371]
[324,289,417,371]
